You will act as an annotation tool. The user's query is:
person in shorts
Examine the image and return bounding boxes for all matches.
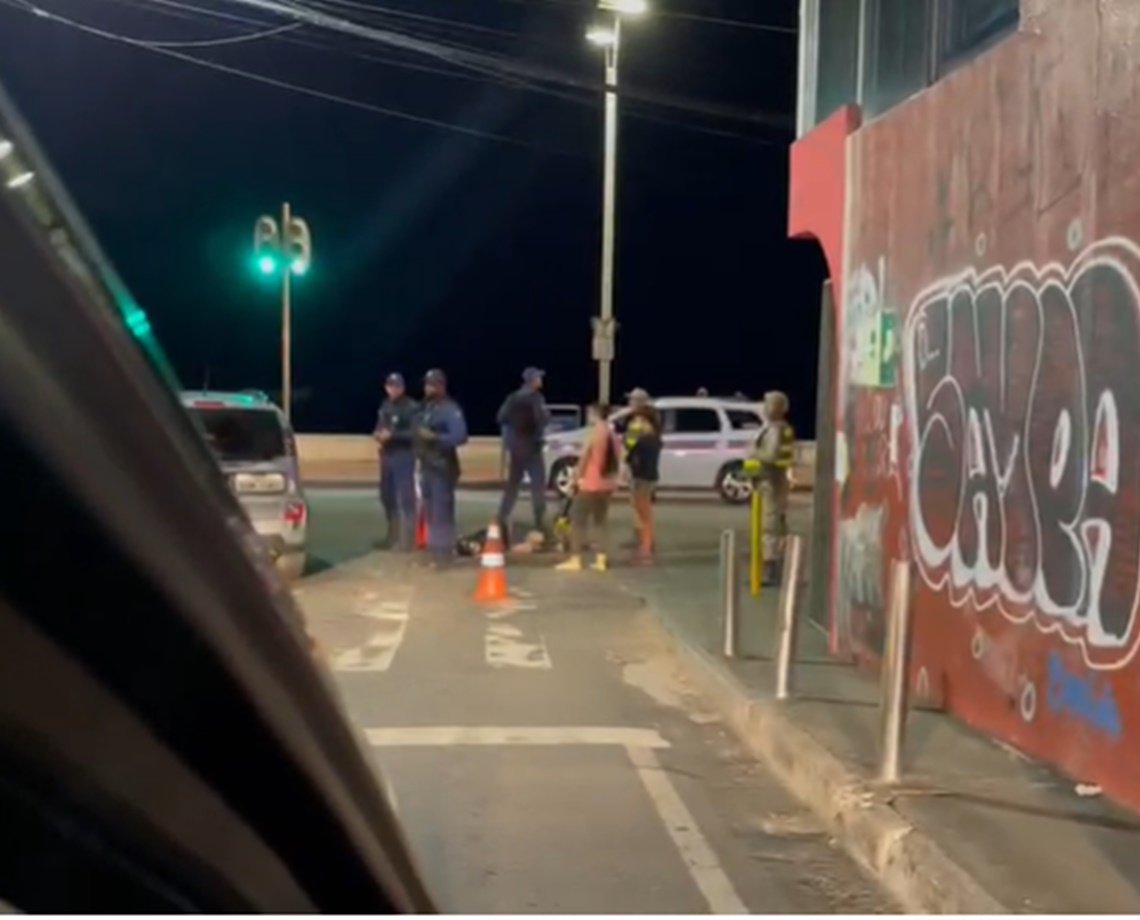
[624,401,662,563]
[556,403,621,573]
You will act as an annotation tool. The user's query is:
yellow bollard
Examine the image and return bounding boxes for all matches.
[750,488,763,597]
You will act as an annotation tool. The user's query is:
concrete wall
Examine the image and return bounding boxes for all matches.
[297,434,818,489]
[789,1,1140,810]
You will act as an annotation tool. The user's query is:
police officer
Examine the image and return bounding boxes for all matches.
[373,372,418,551]
[415,369,468,566]
[496,367,551,537]
[750,390,795,586]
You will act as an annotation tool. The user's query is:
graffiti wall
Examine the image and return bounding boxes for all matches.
[791,1,1140,809]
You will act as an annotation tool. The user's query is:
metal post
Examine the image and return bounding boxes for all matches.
[774,534,805,700]
[878,560,914,784]
[720,529,739,658]
[596,12,620,406]
[750,488,763,597]
[280,201,292,422]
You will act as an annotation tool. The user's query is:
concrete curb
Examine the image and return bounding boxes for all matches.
[643,604,1009,915]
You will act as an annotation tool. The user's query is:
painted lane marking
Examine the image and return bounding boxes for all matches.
[484,622,551,669]
[364,725,668,748]
[626,745,748,915]
[332,599,410,673]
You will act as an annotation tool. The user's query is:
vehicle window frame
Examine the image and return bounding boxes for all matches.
[189,406,288,463]
[726,408,765,431]
[669,406,723,435]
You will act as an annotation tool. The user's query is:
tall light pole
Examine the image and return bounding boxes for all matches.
[253,205,312,421]
[587,0,647,407]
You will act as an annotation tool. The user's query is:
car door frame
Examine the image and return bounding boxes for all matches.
[658,400,728,488]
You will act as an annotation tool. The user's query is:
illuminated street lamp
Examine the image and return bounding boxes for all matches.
[586,0,647,405]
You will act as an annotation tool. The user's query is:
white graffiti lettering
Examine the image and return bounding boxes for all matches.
[903,237,1140,671]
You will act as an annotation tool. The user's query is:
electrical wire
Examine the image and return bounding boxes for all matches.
[296,0,559,45]
[0,0,587,155]
[10,0,301,45]
[202,0,789,140]
[214,0,791,129]
[469,0,796,34]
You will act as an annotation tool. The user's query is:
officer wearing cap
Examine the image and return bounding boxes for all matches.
[415,369,468,565]
[496,366,551,537]
[373,372,419,550]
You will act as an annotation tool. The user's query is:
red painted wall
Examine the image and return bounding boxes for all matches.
[790,1,1140,811]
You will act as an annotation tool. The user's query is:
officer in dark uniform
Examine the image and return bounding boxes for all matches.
[415,369,468,566]
[373,372,419,550]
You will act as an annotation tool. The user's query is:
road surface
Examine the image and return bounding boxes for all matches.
[296,491,885,914]
[305,486,811,576]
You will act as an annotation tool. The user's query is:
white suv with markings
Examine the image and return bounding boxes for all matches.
[543,397,766,504]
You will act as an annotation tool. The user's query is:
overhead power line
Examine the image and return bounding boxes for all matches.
[99,0,777,143]
[219,0,792,130]
[0,0,583,154]
[470,0,796,34]
[14,0,301,45]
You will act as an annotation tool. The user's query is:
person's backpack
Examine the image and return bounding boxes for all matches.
[508,392,540,438]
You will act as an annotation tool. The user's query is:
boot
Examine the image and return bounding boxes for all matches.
[590,553,608,572]
[557,555,584,572]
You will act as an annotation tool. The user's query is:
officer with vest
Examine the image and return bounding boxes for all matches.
[496,367,551,537]
[373,372,419,551]
[415,369,468,566]
[747,390,795,586]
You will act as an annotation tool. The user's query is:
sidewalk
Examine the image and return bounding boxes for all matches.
[617,528,1140,914]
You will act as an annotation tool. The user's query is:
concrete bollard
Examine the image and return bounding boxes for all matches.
[878,560,914,784]
[774,534,805,700]
[720,529,740,658]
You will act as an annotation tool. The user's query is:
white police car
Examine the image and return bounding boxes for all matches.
[544,396,767,504]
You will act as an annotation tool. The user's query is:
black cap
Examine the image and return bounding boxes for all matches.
[424,368,447,386]
[385,372,405,388]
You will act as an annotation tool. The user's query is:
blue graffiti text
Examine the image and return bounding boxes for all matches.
[1046,652,1122,741]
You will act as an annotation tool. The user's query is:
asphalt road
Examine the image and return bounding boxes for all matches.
[297,491,885,914]
[305,486,812,575]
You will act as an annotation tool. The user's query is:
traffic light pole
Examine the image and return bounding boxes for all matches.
[280,200,292,422]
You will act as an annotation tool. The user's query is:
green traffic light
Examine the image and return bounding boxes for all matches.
[291,259,308,276]
[257,254,277,275]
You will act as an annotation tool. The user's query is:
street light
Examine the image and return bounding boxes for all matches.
[252,205,312,421]
[586,0,647,406]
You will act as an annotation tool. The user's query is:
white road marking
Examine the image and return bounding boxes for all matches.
[364,725,669,748]
[626,745,747,915]
[332,599,410,673]
[485,622,551,669]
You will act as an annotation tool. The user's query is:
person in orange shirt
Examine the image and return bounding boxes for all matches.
[556,403,621,572]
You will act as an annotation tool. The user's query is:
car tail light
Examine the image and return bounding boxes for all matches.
[284,499,307,528]
[233,472,286,494]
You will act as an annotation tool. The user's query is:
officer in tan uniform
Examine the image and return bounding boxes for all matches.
[749,390,795,585]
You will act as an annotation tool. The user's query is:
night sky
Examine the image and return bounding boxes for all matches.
[0,0,825,434]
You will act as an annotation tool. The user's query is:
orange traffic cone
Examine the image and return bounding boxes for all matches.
[473,520,509,603]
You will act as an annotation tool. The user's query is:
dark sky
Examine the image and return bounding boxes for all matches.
[0,0,825,434]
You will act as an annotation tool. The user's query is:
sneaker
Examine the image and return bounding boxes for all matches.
[556,555,584,572]
[590,554,608,572]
